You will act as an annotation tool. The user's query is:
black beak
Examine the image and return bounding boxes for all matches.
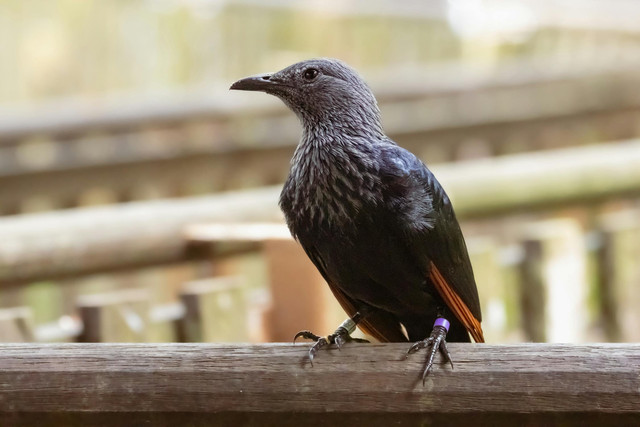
[230,73,276,92]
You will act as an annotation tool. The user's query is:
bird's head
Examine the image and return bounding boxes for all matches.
[230,58,383,137]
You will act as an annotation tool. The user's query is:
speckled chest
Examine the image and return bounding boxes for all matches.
[279,138,384,238]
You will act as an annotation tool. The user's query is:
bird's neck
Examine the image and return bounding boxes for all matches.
[298,110,384,141]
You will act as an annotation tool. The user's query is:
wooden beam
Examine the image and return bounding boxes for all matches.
[0,343,638,426]
[1,141,640,285]
[0,187,284,286]
[438,139,640,217]
[3,58,640,213]
[2,58,639,144]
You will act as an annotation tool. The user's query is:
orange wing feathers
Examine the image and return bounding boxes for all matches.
[429,261,484,343]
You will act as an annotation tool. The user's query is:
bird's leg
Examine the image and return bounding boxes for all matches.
[294,312,369,365]
[406,317,453,383]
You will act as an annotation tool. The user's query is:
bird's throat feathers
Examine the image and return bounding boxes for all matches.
[280,131,386,233]
[293,95,384,140]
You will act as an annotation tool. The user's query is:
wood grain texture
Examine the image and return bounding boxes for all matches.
[0,343,639,421]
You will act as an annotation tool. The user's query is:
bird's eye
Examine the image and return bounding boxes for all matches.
[303,68,319,80]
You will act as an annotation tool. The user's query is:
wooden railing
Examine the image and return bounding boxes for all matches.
[0,343,638,426]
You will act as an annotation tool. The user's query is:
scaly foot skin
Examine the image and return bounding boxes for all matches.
[294,317,369,365]
[406,317,453,384]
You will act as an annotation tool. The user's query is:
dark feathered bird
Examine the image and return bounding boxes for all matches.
[231,58,483,378]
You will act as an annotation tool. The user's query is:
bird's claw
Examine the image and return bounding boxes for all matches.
[293,330,322,343]
[407,322,453,384]
[405,336,434,356]
[293,326,369,365]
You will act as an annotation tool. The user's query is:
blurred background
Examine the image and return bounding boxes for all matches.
[1,0,640,344]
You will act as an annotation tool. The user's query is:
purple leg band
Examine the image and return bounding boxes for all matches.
[434,317,450,332]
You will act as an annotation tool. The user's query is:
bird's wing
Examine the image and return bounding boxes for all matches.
[381,145,484,342]
[301,245,408,342]
[429,260,484,342]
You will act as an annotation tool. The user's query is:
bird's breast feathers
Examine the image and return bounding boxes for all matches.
[280,141,435,238]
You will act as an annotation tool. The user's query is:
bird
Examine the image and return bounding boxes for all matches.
[230,58,483,380]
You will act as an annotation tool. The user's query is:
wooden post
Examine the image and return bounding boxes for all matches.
[185,223,346,342]
[516,219,589,342]
[466,237,510,342]
[0,307,34,342]
[76,289,150,342]
[176,276,247,342]
[597,210,640,341]
[0,343,638,426]
[518,238,546,342]
[592,229,622,341]
[263,238,342,342]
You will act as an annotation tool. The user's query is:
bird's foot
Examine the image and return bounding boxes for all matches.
[406,318,453,384]
[294,317,369,365]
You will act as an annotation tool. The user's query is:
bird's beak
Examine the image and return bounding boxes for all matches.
[230,73,276,92]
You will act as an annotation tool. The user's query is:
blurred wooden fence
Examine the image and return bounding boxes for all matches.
[2,60,640,344]
[2,58,640,215]
[1,141,639,344]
